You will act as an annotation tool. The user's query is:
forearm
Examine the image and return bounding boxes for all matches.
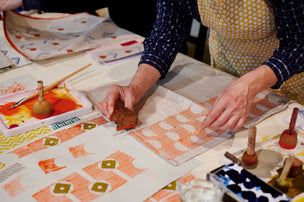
[128,64,161,98]
[139,0,193,79]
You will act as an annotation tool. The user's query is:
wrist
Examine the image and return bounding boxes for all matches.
[128,64,161,98]
[241,65,278,95]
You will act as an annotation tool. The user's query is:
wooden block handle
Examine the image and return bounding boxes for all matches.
[37,80,44,102]
[247,126,256,156]
[279,155,294,181]
[289,107,299,131]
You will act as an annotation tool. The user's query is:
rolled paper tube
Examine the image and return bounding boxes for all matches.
[246,126,256,156]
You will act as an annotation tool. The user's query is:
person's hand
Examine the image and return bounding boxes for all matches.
[0,0,22,11]
[97,84,141,118]
[201,78,254,132]
[97,64,161,118]
[202,65,278,132]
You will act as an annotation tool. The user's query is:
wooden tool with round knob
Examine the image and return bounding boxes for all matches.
[279,108,298,149]
[241,126,258,168]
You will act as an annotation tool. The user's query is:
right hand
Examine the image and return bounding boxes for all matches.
[96,84,141,118]
[0,0,22,11]
[97,63,161,118]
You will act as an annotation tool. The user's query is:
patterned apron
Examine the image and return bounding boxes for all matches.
[197,0,304,104]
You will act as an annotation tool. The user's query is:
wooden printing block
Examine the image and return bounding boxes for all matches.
[110,107,137,130]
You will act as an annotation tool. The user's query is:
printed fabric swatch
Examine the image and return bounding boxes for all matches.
[0,74,36,96]
[129,100,233,166]
[3,10,132,60]
[0,40,32,71]
[86,84,234,167]
[88,37,144,65]
[0,49,13,70]
[243,91,290,128]
[128,89,288,166]
[0,114,202,202]
[145,173,196,202]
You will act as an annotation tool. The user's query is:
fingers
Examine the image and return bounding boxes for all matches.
[97,85,121,118]
[97,98,112,119]
[107,89,120,115]
[123,98,134,112]
[201,93,249,132]
[214,114,246,132]
[201,103,225,129]
[97,84,137,118]
[202,108,247,132]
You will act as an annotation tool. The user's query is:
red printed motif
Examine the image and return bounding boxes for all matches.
[69,143,94,158]
[3,175,31,198]
[38,158,67,174]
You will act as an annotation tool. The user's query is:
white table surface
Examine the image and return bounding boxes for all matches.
[0,15,303,201]
[1,45,302,173]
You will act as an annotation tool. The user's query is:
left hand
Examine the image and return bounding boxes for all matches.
[201,77,254,132]
[202,65,278,132]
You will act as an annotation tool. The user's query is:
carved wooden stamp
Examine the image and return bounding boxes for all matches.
[110,107,137,130]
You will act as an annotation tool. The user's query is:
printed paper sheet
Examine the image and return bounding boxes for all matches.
[88,37,144,65]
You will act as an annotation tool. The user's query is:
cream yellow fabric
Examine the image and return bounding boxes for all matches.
[197,0,304,104]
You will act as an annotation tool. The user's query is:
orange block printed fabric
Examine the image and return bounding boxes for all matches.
[130,102,233,166]
[129,91,287,166]
[0,114,202,201]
